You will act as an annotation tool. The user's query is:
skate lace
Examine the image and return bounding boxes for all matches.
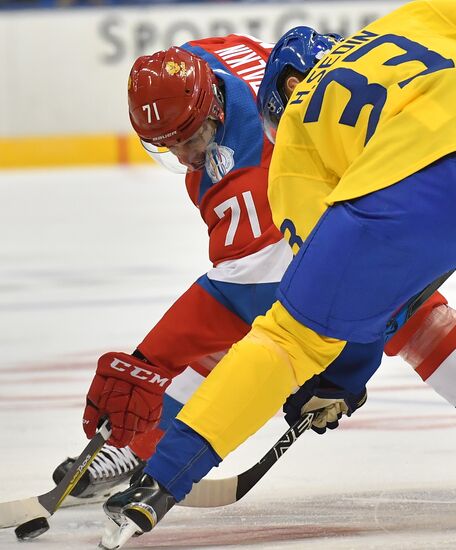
[88,446,140,480]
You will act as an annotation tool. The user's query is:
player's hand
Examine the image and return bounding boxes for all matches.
[83,352,173,447]
[283,375,367,434]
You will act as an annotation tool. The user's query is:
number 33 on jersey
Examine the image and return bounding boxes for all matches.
[269,0,456,252]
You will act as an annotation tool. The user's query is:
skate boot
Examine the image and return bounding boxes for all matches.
[99,473,176,549]
[53,445,145,499]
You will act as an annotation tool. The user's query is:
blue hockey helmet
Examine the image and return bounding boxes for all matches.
[258,26,343,143]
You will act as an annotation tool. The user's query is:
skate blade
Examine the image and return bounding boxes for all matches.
[98,517,140,550]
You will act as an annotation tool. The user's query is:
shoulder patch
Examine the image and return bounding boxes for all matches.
[205,143,235,183]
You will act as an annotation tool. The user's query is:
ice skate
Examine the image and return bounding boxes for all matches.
[99,473,176,549]
[53,445,145,500]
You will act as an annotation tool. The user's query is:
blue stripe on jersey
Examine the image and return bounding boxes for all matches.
[181,43,265,204]
[196,274,278,325]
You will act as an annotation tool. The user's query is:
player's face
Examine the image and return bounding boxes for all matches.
[168,119,218,171]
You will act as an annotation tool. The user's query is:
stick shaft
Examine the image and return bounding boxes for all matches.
[181,413,313,508]
[0,421,111,528]
[39,420,111,513]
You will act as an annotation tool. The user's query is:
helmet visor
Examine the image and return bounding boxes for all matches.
[140,140,187,174]
[261,89,285,145]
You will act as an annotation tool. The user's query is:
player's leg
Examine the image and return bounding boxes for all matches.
[385,291,456,405]
[128,276,282,458]
[129,361,212,459]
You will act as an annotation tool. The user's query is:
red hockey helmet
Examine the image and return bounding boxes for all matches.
[128,47,224,148]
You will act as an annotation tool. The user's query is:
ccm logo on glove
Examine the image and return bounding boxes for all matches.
[109,357,170,387]
[83,351,174,447]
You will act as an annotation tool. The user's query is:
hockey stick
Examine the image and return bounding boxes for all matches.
[181,270,454,508]
[181,412,314,507]
[0,420,111,529]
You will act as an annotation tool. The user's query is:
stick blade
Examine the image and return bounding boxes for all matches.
[180,476,238,508]
[0,497,50,528]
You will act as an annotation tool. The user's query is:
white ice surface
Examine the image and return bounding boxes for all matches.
[1,166,456,549]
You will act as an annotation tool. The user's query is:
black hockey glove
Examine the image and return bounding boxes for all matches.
[283,375,367,434]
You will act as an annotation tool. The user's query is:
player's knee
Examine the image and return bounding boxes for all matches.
[251,301,346,386]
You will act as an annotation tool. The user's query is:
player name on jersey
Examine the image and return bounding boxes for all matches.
[214,38,274,95]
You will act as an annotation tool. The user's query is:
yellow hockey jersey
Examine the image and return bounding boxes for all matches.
[269,0,456,253]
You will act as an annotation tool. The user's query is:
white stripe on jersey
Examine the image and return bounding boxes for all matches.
[166,366,206,404]
[207,239,292,285]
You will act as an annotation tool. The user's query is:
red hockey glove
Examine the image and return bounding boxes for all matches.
[83,352,173,448]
